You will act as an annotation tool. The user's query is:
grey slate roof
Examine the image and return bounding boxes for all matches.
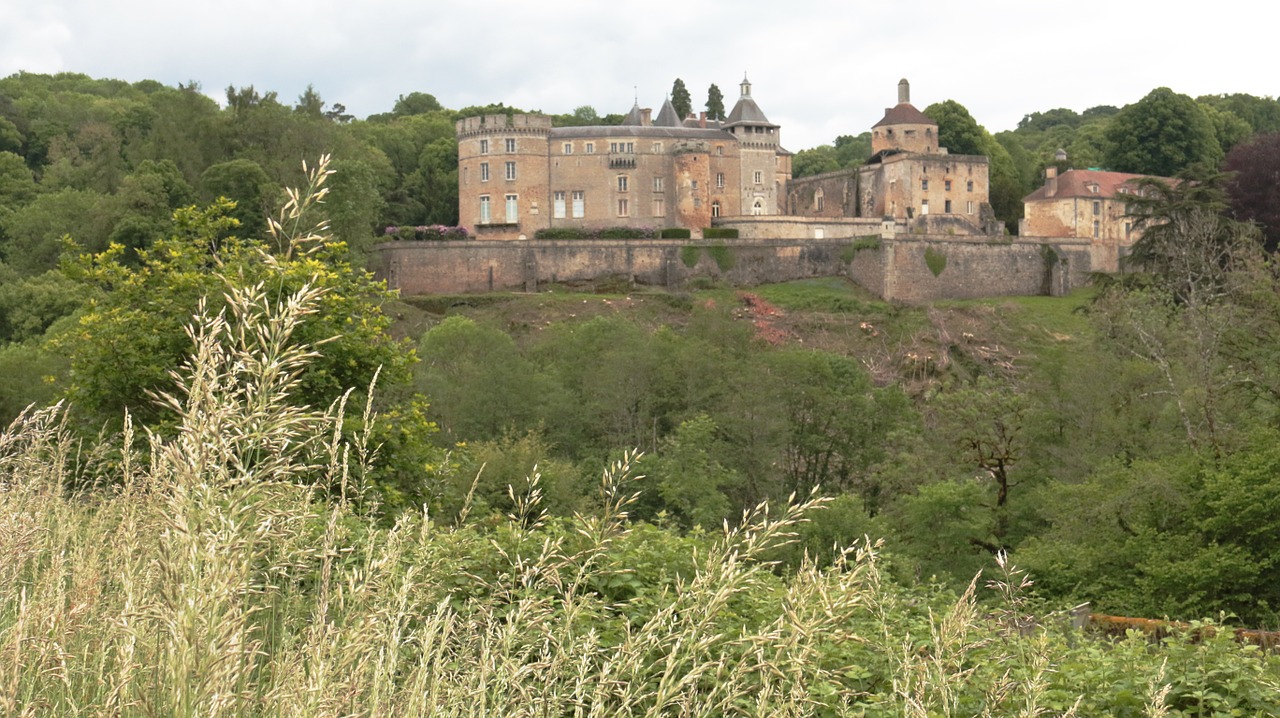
[724,96,775,127]
[620,103,645,126]
[654,98,682,127]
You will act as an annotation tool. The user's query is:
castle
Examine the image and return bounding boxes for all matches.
[375,80,1164,303]
[454,78,1004,241]
[456,77,792,240]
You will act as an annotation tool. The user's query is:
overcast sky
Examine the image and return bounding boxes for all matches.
[2,1,1274,151]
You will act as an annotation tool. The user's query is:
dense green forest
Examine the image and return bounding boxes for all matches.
[5,73,1280,715]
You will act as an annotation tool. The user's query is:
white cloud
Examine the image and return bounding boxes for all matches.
[1,0,1275,151]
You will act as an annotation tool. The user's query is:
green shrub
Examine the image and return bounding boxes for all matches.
[535,227,588,240]
[703,227,739,239]
[924,246,947,277]
[707,242,735,271]
[680,245,701,268]
[660,228,692,239]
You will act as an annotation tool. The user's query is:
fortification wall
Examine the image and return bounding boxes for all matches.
[375,235,1094,302]
[879,236,1092,302]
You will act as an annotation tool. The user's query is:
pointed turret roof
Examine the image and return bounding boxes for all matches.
[724,75,776,128]
[654,97,682,127]
[621,101,644,126]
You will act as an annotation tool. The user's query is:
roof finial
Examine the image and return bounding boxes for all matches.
[740,73,751,98]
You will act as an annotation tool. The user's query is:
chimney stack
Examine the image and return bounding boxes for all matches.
[898,78,910,105]
[640,108,652,126]
[1045,166,1058,197]
[698,111,706,128]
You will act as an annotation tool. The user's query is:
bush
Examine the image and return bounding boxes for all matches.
[384,224,471,241]
[535,227,589,240]
[660,228,692,239]
[703,227,739,239]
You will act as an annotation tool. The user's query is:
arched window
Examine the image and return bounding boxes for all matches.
[752,199,764,215]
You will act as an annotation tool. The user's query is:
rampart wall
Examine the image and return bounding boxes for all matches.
[374,236,1093,303]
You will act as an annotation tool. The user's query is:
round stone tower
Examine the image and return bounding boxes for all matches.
[871,79,939,156]
[456,113,552,239]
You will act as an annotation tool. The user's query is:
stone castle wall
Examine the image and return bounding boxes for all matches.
[374,235,1093,303]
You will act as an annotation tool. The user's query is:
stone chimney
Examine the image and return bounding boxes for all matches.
[640,108,652,126]
[898,78,910,105]
[1045,166,1058,197]
[698,111,707,128]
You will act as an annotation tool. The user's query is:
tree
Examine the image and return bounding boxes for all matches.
[1224,132,1280,251]
[924,100,986,156]
[705,84,725,121]
[392,92,443,117]
[200,158,275,239]
[56,158,413,429]
[1104,87,1222,176]
[670,79,692,121]
[1124,164,1260,305]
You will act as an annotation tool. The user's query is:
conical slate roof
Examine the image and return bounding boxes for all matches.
[654,98,682,127]
[724,76,776,128]
[620,102,644,126]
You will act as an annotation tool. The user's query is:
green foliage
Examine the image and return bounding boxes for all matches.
[659,227,690,239]
[200,158,275,238]
[0,269,89,344]
[705,83,725,122]
[1105,87,1223,176]
[924,246,947,276]
[706,241,735,270]
[702,227,738,239]
[670,78,692,121]
[55,163,413,431]
[680,244,700,267]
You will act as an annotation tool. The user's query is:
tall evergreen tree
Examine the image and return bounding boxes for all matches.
[706,84,725,121]
[671,79,692,121]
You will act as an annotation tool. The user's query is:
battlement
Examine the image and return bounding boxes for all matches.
[456,113,553,138]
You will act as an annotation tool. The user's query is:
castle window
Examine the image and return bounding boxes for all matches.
[652,197,665,217]
[563,143,573,154]
[945,180,952,191]
[1093,220,1100,238]
[617,175,629,192]
[505,138,516,153]
[716,172,725,189]
[1093,200,1101,215]
[505,162,517,181]
[716,145,724,156]
[505,194,518,223]
[572,191,585,218]
[967,180,974,192]
[691,180,698,190]
[815,189,825,213]
[921,199,929,215]
[586,142,594,154]
[921,179,929,191]
[480,162,490,182]
[945,199,952,213]
[653,142,663,153]
[553,191,566,219]
[752,199,764,215]
[653,177,663,192]
[712,200,722,218]
[617,198,629,217]
[967,201,974,214]
[480,139,489,155]
[753,170,763,185]
[479,195,491,224]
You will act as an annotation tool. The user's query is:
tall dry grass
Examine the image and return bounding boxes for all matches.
[2,158,1268,717]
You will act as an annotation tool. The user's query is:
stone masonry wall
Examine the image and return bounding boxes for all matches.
[375,235,1093,303]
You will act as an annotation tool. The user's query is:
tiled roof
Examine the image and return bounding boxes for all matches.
[1022,169,1166,202]
[620,103,644,126]
[872,103,936,128]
